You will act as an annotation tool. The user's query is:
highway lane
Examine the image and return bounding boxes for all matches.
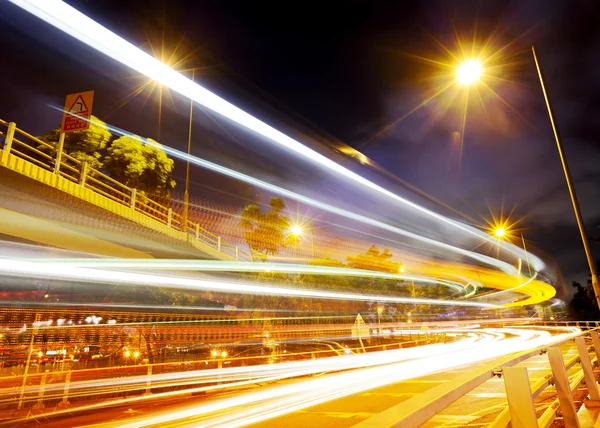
[7,326,578,427]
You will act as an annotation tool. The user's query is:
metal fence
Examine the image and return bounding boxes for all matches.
[0,119,251,261]
[355,325,600,428]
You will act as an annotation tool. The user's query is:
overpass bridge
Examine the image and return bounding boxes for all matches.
[0,119,250,260]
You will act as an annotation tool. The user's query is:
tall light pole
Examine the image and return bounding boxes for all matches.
[182,69,196,234]
[531,46,600,309]
[456,53,600,309]
[377,306,383,336]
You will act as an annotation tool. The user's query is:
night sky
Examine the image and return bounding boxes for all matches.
[0,1,599,298]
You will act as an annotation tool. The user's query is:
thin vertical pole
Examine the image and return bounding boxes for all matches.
[532,45,600,309]
[182,69,195,231]
[3,122,15,151]
[54,133,65,175]
[18,314,40,409]
[521,233,532,278]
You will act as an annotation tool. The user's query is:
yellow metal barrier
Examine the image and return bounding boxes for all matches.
[0,120,249,261]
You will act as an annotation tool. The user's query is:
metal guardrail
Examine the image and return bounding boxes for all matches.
[0,119,251,261]
[355,326,600,428]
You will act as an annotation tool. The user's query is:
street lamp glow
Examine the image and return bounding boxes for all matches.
[456,60,482,86]
[494,228,506,238]
[291,225,303,237]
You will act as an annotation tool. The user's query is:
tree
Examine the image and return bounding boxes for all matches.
[104,136,176,198]
[239,197,291,260]
[38,115,111,169]
[568,260,600,321]
[569,280,600,320]
[347,245,402,273]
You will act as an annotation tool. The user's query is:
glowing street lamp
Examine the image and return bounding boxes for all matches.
[291,225,303,237]
[494,228,505,238]
[456,59,483,86]
[290,224,315,258]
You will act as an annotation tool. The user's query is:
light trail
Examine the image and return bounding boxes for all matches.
[27,257,557,304]
[108,327,578,428]
[8,0,509,248]
[6,330,480,399]
[34,259,467,293]
[0,258,498,308]
[13,0,545,277]
[44,108,525,276]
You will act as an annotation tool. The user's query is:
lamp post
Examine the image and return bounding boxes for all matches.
[531,46,600,309]
[456,52,600,309]
[377,306,383,337]
[182,68,198,236]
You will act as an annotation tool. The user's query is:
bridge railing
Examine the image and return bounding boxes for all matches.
[0,119,250,261]
[355,326,600,428]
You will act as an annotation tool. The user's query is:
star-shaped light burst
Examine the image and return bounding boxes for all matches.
[364,26,530,166]
[116,28,208,141]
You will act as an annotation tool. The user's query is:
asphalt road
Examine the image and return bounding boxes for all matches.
[6,328,589,427]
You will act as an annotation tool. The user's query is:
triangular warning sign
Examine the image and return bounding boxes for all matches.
[68,95,89,115]
[354,313,365,326]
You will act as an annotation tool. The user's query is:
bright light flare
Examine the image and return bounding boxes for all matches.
[494,227,505,238]
[456,59,483,86]
[291,225,303,237]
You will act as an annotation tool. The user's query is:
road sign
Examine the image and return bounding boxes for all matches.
[61,90,94,133]
[351,313,370,339]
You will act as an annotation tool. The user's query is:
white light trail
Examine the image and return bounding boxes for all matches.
[0,258,497,308]
[37,259,466,293]
[44,106,531,280]
[12,0,544,275]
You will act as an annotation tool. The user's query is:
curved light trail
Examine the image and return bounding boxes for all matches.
[35,258,556,305]
[5,327,578,427]
[37,259,467,293]
[0,258,498,308]
[59,327,575,428]
[10,0,551,301]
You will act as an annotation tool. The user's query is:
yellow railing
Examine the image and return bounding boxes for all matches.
[0,119,251,261]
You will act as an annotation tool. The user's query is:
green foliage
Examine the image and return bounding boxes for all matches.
[346,245,402,273]
[38,115,111,169]
[104,136,176,198]
[239,197,291,260]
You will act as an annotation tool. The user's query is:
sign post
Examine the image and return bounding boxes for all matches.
[351,314,370,353]
[55,90,94,175]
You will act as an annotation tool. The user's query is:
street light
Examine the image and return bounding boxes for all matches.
[494,227,505,238]
[456,49,600,308]
[452,46,600,303]
[456,59,483,86]
[290,224,315,258]
[377,306,383,336]
[291,225,303,237]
